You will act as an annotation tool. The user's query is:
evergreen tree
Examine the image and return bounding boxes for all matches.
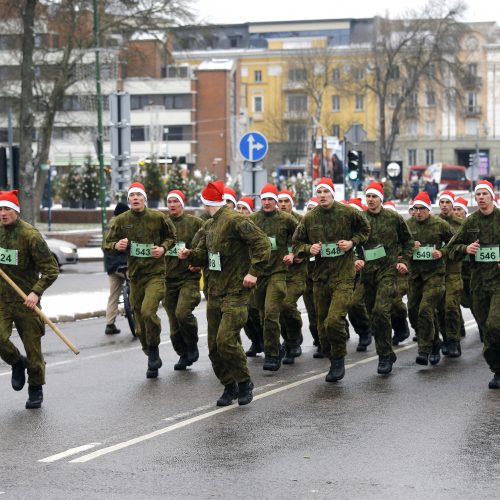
[140,156,165,202]
[81,156,99,207]
[164,160,186,195]
[60,163,82,208]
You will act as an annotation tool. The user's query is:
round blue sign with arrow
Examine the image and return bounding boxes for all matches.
[239,131,268,162]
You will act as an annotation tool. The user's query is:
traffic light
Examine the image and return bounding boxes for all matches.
[347,150,363,180]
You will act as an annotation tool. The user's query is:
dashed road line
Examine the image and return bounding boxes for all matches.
[38,443,102,463]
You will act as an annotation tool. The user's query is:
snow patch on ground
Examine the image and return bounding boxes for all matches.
[42,290,109,317]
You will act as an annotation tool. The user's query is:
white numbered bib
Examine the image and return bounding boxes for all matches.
[166,242,186,257]
[208,251,221,271]
[320,242,344,258]
[475,246,500,263]
[413,246,434,261]
[0,247,18,266]
[130,242,153,258]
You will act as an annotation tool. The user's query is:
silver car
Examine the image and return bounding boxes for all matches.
[44,237,79,267]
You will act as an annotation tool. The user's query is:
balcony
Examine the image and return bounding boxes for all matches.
[462,105,482,117]
[283,111,309,121]
[461,74,482,90]
[282,80,306,91]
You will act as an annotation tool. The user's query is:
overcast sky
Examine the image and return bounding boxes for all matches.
[192,0,499,25]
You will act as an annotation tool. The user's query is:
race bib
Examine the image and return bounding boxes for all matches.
[130,242,153,258]
[364,245,386,262]
[288,245,292,253]
[475,246,500,263]
[269,237,277,251]
[208,251,221,271]
[165,241,186,257]
[320,242,344,258]
[413,246,434,261]
[0,247,18,266]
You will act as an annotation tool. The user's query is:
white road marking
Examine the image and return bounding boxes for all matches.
[38,443,101,463]
[69,342,419,464]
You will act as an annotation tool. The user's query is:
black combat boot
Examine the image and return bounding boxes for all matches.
[460,324,466,338]
[325,357,345,382]
[429,345,441,365]
[148,346,162,370]
[416,352,429,365]
[25,385,43,409]
[174,355,188,371]
[447,341,461,358]
[186,348,199,366]
[263,355,281,371]
[245,340,263,357]
[11,355,27,391]
[441,341,449,356]
[282,347,295,365]
[237,380,254,406]
[105,323,121,335]
[288,342,302,358]
[392,317,410,345]
[488,373,500,389]
[356,330,372,352]
[377,353,397,375]
[313,345,325,359]
[216,383,239,406]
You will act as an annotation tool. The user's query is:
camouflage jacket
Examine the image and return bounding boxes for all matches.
[103,207,176,280]
[189,206,271,297]
[438,213,464,275]
[250,209,298,276]
[292,201,370,283]
[406,215,454,280]
[362,207,414,273]
[0,219,59,303]
[165,213,203,282]
[448,207,500,290]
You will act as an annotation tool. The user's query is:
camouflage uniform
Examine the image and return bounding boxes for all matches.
[0,219,59,386]
[448,207,500,374]
[280,210,307,352]
[249,209,298,358]
[163,213,203,357]
[303,256,319,346]
[104,208,176,354]
[406,216,454,354]
[361,208,414,358]
[437,213,464,347]
[293,202,370,359]
[189,206,271,385]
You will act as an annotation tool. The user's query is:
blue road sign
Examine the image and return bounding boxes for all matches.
[239,131,268,162]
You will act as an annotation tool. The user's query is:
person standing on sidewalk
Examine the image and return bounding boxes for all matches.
[104,182,176,379]
[103,202,130,335]
[179,180,271,406]
[163,189,203,371]
[0,190,59,409]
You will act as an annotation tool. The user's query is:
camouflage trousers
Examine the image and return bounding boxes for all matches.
[254,273,287,357]
[0,302,46,386]
[348,277,371,337]
[163,278,201,356]
[408,273,445,354]
[314,277,354,359]
[130,275,165,355]
[280,275,305,348]
[392,273,409,322]
[206,292,251,386]
[437,272,463,344]
[361,268,397,358]
[243,294,263,346]
[472,282,500,373]
[303,277,319,345]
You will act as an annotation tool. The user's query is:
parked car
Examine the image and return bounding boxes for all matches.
[408,164,471,190]
[44,237,79,267]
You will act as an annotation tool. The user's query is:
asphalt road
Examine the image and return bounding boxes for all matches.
[1,304,499,499]
[46,261,107,296]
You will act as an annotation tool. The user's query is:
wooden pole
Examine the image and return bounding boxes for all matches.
[0,268,80,355]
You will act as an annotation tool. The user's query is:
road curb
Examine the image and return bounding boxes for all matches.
[48,310,106,324]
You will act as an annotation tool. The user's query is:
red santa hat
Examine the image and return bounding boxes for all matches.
[438,190,455,204]
[348,197,363,211]
[383,201,397,212]
[315,177,335,197]
[260,183,279,202]
[306,197,319,209]
[167,189,185,207]
[454,197,468,214]
[201,180,226,207]
[475,180,495,198]
[237,196,254,213]
[412,192,432,211]
[128,182,147,201]
[0,190,20,213]
[278,189,294,205]
[365,181,384,201]
[223,186,237,206]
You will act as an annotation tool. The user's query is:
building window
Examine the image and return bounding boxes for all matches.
[254,70,262,82]
[389,65,400,80]
[407,120,418,136]
[425,121,435,136]
[288,123,308,143]
[228,35,241,48]
[131,95,152,110]
[331,95,340,112]
[332,68,340,81]
[131,126,146,141]
[468,63,477,76]
[164,94,192,109]
[465,118,479,135]
[287,94,307,112]
[427,63,436,80]
[164,66,189,78]
[288,68,307,82]
[467,91,478,111]
[408,149,417,165]
[62,96,81,111]
[425,91,436,107]
[425,149,434,164]
[332,125,340,138]
[355,95,364,111]
[353,67,365,80]
[389,93,399,108]
[253,95,263,113]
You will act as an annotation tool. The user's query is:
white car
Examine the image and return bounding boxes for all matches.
[44,237,79,267]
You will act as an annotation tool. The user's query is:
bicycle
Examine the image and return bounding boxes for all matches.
[117,265,136,338]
